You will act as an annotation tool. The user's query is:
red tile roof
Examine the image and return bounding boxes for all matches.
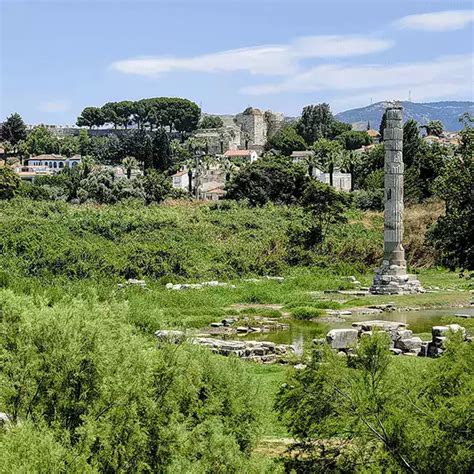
[224,149,254,157]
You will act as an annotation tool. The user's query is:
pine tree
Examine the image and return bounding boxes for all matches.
[2,113,27,145]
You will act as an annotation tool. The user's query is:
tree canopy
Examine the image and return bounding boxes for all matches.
[264,125,307,156]
[199,115,224,129]
[76,97,201,135]
[226,155,307,206]
[1,113,27,145]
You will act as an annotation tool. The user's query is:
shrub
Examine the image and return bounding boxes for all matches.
[291,306,324,320]
[352,189,384,211]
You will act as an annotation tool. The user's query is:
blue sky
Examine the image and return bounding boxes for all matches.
[1,0,473,125]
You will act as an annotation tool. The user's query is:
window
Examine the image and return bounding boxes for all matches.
[59,162,64,168]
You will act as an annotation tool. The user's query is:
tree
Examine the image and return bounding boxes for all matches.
[199,115,224,129]
[142,169,172,204]
[299,179,349,246]
[379,110,387,141]
[2,113,27,146]
[25,125,59,156]
[59,135,79,158]
[76,107,105,129]
[114,100,134,128]
[340,150,362,191]
[122,156,138,179]
[78,129,91,156]
[226,155,307,206]
[336,130,372,151]
[101,102,121,129]
[428,128,473,269]
[151,129,171,171]
[312,138,344,186]
[329,120,352,139]
[264,125,307,156]
[0,167,22,199]
[403,118,421,167]
[296,103,334,145]
[170,98,201,137]
[132,99,152,130]
[276,331,473,472]
[421,119,444,137]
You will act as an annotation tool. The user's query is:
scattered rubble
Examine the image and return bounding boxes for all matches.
[316,320,470,357]
[207,316,288,336]
[190,337,295,363]
[155,330,186,344]
[118,278,147,289]
[342,276,361,286]
[165,281,236,290]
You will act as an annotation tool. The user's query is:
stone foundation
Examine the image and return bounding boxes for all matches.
[370,262,423,295]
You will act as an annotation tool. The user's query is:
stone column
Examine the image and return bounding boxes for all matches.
[370,104,422,295]
[383,106,406,270]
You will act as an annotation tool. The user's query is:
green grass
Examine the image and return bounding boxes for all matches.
[247,364,289,438]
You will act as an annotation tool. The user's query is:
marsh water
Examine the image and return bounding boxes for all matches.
[242,307,474,353]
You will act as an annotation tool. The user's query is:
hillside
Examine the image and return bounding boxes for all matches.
[335,100,473,131]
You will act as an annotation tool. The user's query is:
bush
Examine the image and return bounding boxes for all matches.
[0,167,22,199]
[352,189,384,211]
[0,290,264,471]
[291,306,324,320]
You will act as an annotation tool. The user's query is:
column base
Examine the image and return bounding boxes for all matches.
[370,263,423,295]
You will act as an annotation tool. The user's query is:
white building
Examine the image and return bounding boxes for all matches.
[223,149,258,162]
[27,154,81,171]
[313,169,352,192]
[171,169,191,190]
[291,150,314,164]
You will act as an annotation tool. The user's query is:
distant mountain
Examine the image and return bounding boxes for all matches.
[335,101,473,132]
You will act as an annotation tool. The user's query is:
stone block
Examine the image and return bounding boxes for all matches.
[394,337,422,352]
[155,330,186,344]
[397,329,413,340]
[383,128,403,141]
[432,326,449,337]
[326,329,359,350]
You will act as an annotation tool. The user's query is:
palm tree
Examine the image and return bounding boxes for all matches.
[122,156,139,179]
[78,155,96,179]
[340,150,361,191]
[312,138,343,187]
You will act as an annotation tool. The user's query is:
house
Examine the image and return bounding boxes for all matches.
[27,154,81,171]
[199,181,226,201]
[12,164,52,181]
[290,150,314,164]
[223,149,258,162]
[314,170,352,192]
[367,129,381,143]
[171,169,191,191]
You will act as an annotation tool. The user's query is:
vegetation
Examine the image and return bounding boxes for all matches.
[276,331,473,472]
[1,113,27,146]
[226,156,307,206]
[428,121,473,270]
[77,97,201,136]
[264,125,307,156]
[296,103,350,145]
[0,290,269,472]
[200,115,224,129]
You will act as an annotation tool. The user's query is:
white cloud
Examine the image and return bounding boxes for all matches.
[111,35,393,77]
[241,54,474,102]
[39,100,70,113]
[395,10,474,32]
